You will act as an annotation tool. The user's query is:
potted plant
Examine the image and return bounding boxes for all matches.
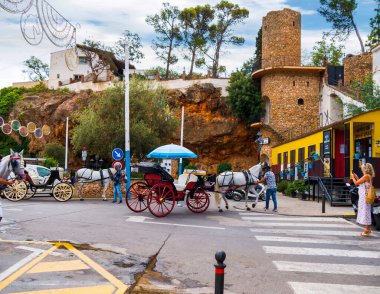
[285,182,297,197]
[312,152,319,161]
[294,180,310,200]
[277,180,288,195]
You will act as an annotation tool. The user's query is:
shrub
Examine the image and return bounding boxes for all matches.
[27,82,48,94]
[58,87,70,94]
[217,162,232,174]
[42,157,58,168]
[41,143,65,166]
[0,86,24,117]
[277,180,288,193]
[184,165,197,170]
[285,183,296,196]
[293,180,310,194]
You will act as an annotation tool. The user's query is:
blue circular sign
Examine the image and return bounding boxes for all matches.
[112,148,124,160]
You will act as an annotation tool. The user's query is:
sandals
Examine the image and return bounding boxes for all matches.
[360,231,371,237]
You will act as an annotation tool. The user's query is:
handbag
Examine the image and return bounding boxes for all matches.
[365,176,376,205]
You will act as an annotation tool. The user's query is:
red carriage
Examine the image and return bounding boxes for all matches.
[126,162,210,217]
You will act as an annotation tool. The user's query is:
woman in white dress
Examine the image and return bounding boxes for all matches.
[352,163,375,237]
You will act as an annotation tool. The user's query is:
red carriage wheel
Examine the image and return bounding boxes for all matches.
[186,188,210,213]
[126,182,150,212]
[148,183,175,217]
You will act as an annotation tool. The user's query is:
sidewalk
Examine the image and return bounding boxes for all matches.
[232,193,355,217]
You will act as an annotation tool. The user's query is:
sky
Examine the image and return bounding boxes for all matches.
[0,0,377,88]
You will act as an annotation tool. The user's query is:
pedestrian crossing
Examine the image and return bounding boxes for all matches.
[238,212,380,294]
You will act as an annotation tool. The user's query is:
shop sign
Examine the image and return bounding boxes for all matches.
[323,130,331,155]
[376,140,380,147]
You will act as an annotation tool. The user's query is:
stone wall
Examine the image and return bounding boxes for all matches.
[344,52,373,86]
[262,8,301,68]
[261,70,322,140]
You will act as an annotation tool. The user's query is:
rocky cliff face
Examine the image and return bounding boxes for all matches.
[8,83,258,172]
[167,83,258,173]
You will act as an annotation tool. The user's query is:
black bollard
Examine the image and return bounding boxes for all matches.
[214,251,226,294]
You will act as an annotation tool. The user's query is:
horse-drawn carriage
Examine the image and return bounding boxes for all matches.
[126,162,210,217]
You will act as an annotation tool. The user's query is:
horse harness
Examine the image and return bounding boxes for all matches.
[77,168,113,186]
[219,170,256,191]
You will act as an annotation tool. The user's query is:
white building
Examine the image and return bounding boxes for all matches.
[372,44,380,87]
[48,46,133,90]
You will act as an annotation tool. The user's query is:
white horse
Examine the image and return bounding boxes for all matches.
[76,168,117,200]
[0,149,26,181]
[214,163,262,212]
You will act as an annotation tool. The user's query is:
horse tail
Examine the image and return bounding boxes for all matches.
[214,177,220,208]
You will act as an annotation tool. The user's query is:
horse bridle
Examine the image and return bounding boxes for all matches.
[8,155,24,179]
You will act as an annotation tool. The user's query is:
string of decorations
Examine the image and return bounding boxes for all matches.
[0,116,51,139]
[0,0,79,70]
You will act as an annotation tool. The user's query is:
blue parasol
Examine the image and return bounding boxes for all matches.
[147,144,197,159]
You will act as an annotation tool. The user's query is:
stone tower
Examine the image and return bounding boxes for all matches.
[253,8,325,163]
[262,8,301,68]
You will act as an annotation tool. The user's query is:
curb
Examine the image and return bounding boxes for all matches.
[232,205,356,218]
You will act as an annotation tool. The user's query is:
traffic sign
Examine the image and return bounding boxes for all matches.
[112,148,124,160]
[112,160,125,170]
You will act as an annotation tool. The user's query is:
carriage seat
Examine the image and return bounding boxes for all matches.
[174,174,198,191]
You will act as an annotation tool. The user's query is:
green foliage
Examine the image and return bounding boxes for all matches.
[366,0,380,49]
[0,87,24,118]
[0,135,29,157]
[22,56,49,81]
[277,180,289,193]
[209,0,249,77]
[311,37,344,66]
[26,82,48,94]
[42,157,58,168]
[226,60,262,124]
[184,165,197,170]
[345,75,380,115]
[179,5,214,77]
[131,172,144,179]
[217,162,232,174]
[41,143,65,166]
[71,78,179,160]
[144,66,180,80]
[146,2,182,80]
[285,182,296,196]
[57,87,71,94]
[318,0,364,52]
[293,180,310,194]
[253,27,262,71]
[114,30,145,63]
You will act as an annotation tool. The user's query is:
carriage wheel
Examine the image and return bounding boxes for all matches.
[126,181,149,212]
[23,183,36,200]
[52,183,73,202]
[148,183,175,217]
[186,188,210,213]
[3,181,27,202]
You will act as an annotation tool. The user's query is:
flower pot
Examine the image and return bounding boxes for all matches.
[312,154,318,160]
[308,163,313,169]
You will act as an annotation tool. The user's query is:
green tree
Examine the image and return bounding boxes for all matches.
[318,0,365,53]
[146,2,182,80]
[226,59,262,125]
[144,66,181,80]
[179,5,214,78]
[310,37,344,66]
[345,74,380,115]
[208,1,249,78]
[366,0,380,49]
[253,27,262,71]
[0,87,24,118]
[114,30,145,63]
[41,142,65,166]
[22,56,49,81]
[71,78,179,159]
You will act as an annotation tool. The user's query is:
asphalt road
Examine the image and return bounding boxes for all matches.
[0,197,380,294]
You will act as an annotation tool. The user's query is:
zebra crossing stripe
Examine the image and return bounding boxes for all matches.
[250,228,360,236]
[241,216,347,222]
[248,222,353,228]
[263,246,380,258]
[255,235,380,245]
[289,282,380,294]
[273,261,380,276]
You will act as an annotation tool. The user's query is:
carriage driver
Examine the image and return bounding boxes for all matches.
[255,165,278,212]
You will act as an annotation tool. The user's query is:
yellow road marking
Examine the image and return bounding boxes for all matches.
[63,243,128,293]
[9,285,115,294]
[0,244,57,292]
[28,260,89,274]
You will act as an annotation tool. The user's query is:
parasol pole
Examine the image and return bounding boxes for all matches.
[179,105,184,174]
[125,44,131,195]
